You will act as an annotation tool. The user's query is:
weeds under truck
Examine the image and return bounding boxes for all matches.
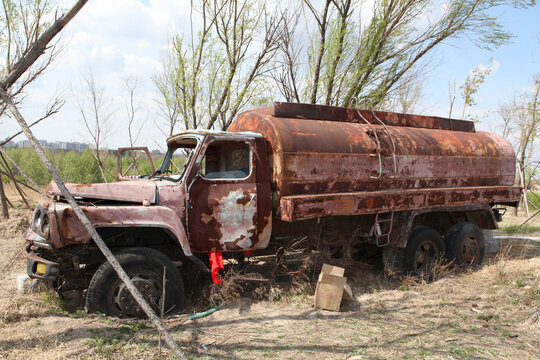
[25,103,521,317]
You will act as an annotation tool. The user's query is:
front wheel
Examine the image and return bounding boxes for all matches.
[86,247,185,317]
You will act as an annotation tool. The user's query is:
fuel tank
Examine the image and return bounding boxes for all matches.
[228,103,516,201]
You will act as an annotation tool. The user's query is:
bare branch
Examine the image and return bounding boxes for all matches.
[0,94,64,147]
[77,72,113,183]
[0,0,88,91]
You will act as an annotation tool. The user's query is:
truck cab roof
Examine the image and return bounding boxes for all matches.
[166,129,263,146]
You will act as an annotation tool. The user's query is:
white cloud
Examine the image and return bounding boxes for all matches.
[471,59,501,75]
[13,0,196,149]
[124,54,161,76]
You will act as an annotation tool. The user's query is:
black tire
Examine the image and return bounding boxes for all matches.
[445,222,485,267]
[86,247,184,317]
[383,226,444,275]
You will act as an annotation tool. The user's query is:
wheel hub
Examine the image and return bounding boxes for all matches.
[461,235,480,265]
[114,276,160,317]
[414,241,437,271]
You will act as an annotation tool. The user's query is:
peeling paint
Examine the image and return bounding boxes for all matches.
[214,189,256,248]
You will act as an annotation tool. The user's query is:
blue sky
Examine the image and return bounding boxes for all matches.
[4,0,539,150]
[422,4,539,132]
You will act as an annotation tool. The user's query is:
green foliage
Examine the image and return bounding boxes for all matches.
[460,60,494,120]
[157,0,534,129]
[3,148,51,186]
[154,0,283,132]
[526,191,540,211]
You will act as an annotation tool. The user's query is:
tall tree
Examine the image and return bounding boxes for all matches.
[154,0,286,132]
[497,76,540,212]
[459,61,493,121]
[124,76,143,147]
[76,72,114,183]
[0,0,65,111]
[274,0,534,108]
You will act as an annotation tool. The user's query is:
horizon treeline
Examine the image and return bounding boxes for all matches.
[2,148,162,187]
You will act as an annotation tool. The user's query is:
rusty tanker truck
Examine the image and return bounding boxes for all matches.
[25,102,521,317]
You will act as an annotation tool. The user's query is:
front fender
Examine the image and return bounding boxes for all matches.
[54,204,193,256]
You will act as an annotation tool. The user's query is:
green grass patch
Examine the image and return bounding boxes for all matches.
[526,191,540,211]
[500,223,540,234]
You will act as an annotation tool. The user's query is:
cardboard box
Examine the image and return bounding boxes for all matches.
[314,263,347,311]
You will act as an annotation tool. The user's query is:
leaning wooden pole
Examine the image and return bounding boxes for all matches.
[0,91,188,360]
[0,170,42,195]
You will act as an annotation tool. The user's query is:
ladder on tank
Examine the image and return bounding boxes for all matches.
[373,211,394,247]
[349,98,397,247]
[349,97,398,179]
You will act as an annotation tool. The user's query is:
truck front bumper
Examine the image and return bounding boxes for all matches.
[27,251,59,281]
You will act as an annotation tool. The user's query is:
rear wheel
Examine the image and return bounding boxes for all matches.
[445,222,485,267]
[86,247,184,317]
[383,226,444,276]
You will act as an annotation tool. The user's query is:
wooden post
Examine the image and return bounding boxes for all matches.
[0,171,8,219]
[517,162,529,217]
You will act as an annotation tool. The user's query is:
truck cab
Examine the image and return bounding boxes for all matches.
[25,130,272,317]
[159,130,272,253]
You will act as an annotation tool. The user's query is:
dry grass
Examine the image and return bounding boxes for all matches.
[0,208,538,359]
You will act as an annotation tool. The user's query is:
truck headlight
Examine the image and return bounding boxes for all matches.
[32,207,50,239]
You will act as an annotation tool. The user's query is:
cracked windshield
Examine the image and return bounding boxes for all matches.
[157,137,198,181]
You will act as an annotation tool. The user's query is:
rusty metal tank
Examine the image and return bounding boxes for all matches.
[228,103,516,201]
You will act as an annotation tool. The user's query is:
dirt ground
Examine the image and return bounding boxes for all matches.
[0,204,538,360]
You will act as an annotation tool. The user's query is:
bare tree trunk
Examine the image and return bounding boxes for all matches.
[517,162,530,217]
[0,173,8,219]
[306,0,331,104]
[448,81,456,118]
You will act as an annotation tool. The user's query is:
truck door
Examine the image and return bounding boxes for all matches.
[187,138,265,252]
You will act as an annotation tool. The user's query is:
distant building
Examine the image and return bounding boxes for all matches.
[50,141,88,152]
[9,139,90,152]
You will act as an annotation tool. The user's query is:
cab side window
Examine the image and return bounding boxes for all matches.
[200,141,250,180]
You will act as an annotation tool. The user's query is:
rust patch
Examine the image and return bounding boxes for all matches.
[280,186,521,222]
[201,213,213,224]
[236,191,252,206]
[230,104,516,204]
[47,180,157,204]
